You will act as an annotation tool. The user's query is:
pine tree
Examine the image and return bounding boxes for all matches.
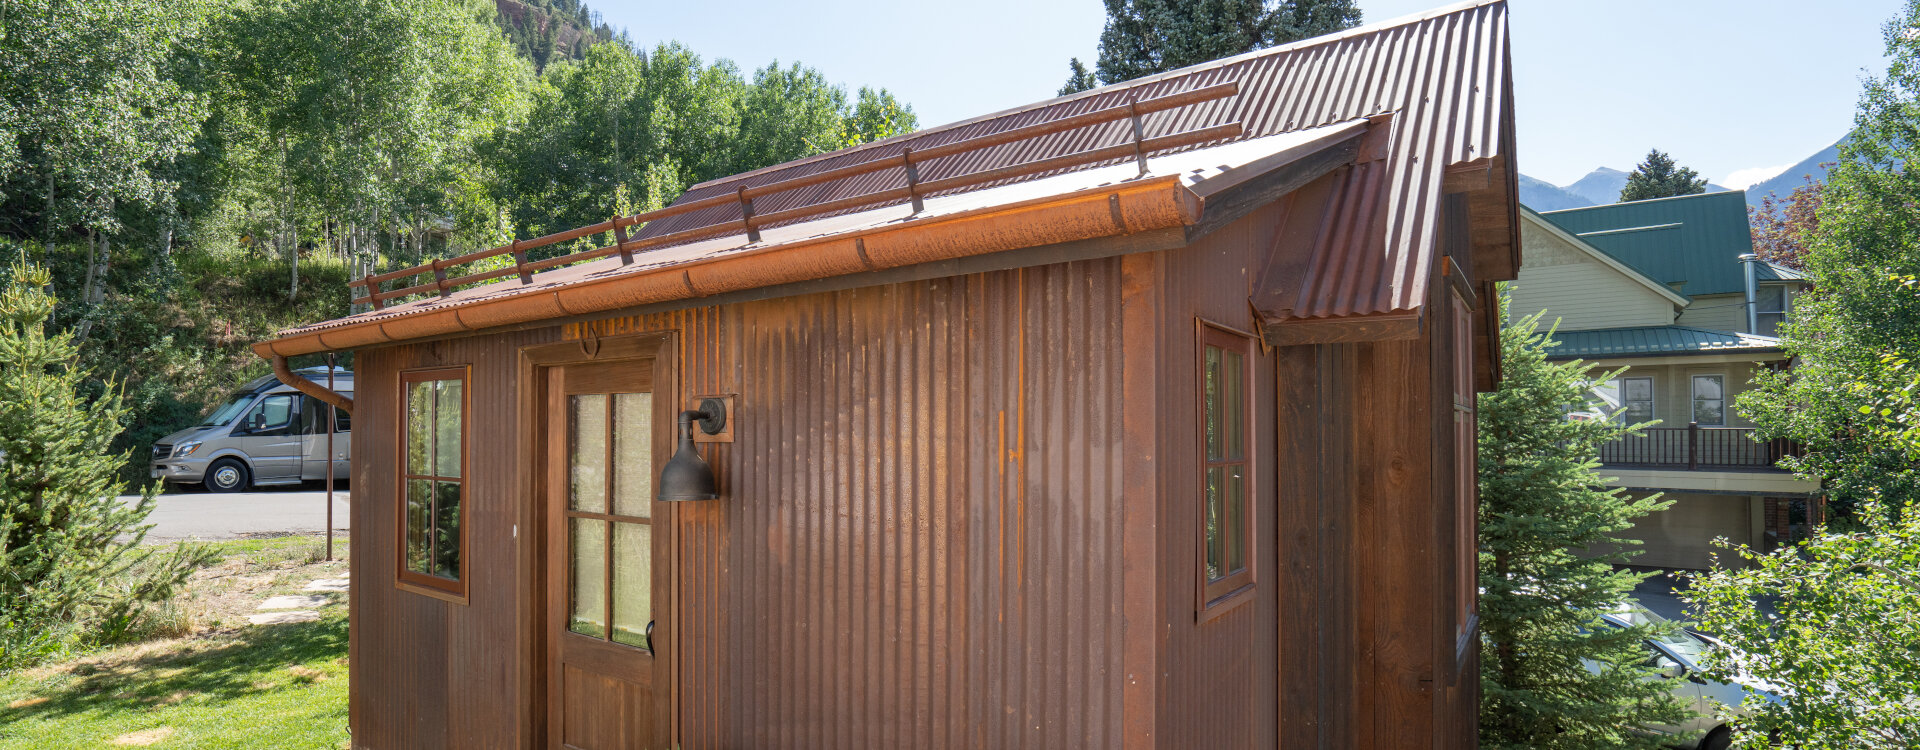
[1089,0,1361,85]
[1618,149,1709,202]
[1059,58,1098,96]
[1477,292,1689,749]
[0,255,210,669]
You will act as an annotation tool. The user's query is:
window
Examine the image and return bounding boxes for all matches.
[237,394,296,435]
[1755,285,1789,337]
[399,368,467,597]
[1450,296,1478,642]
[1691,374,1725,427]
[298,395,353,434]
[1200,324,1254,609]
[1614,376,1654,424]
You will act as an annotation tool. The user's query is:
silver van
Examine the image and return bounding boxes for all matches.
[150,366,353,492]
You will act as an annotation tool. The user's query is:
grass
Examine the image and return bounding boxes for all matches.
[0,535,352,749]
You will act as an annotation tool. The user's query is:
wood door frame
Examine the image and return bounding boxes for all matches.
[517,331,681,749]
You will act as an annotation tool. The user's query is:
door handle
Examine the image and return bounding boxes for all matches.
[645,620,655,652]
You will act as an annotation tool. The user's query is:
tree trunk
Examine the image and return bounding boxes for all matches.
[288,220,300,301]
[73,231,108,344]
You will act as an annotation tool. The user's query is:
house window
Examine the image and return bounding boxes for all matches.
[1755,285,1789,337]
[1451,296,1477,642]
[1200,324,1254,609]
[1691,374,1725,427]
[1617,376,1654,424]
[399,368,468,597]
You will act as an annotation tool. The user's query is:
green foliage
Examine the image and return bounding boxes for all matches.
[1477,291,1687,749]
[0,0,211,238]
[1618,149,1708,203]
[1086,0,1360,85]
[0,257,213,671]
[1059,58,1099,96]
[1738,3,1920,522]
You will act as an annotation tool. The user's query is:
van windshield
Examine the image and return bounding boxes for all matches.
[199,393,254,427]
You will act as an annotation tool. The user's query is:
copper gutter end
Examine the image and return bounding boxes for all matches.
[269,355,355,416]
[253,176,1190,358]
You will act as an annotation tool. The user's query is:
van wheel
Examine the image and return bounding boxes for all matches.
[1698,727,1731,750]
[205,459,251,493]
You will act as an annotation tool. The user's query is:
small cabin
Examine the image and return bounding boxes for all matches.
[256,2,1519,747]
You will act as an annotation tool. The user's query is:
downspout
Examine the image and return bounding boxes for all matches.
[1739,253,1761,334]
[270,354,354,416]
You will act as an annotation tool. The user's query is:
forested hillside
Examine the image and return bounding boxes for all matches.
[0,0,917,481]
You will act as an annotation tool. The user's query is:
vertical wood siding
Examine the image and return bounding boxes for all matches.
[353,259,1135,749]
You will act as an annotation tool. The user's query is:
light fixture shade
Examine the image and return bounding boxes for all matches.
[658,407,721,502]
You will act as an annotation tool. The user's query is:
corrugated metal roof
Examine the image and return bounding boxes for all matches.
[1759,261,1805,282]
[1538,191,1757,296]
[1546,325,1784,359]
[640,0,1515,320]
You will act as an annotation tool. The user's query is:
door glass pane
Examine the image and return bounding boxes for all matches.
[434,380,462,478]
[1204,465,1224,581]
[1223,349,1245,459]
[1225,466,1246,574]
[570,518,607,638]
[612,393,653,518]
[407,382,432,475]
[570,395,608,513]
[611,522,653,649]
[405,478,432,574]
[433,481,461,579]
[1204,347,1223,461]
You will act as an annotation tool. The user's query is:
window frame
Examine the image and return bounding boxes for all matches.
[1616,376,1655,425]
[396,366,471,602]
[1690,373,1726,427]
[1755,283,1790,336]
[1196,320,1257,617]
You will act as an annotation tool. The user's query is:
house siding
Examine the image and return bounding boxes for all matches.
[1510,219,1675,331]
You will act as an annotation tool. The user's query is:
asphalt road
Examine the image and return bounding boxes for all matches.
[127,488,351,543]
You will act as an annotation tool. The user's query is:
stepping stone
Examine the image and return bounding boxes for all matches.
[259,594,331,610]
[246,610,319,626]
[303,578,349,593]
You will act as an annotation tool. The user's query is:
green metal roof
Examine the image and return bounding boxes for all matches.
[1758,261,1805,282]
[1546,325,1784,360]
[1539,191,1759,296]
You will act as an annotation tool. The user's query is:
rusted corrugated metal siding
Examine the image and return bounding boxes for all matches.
[564,259,1133,748]
[641,1,1510,320]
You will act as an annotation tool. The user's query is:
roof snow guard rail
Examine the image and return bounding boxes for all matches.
[349,81,1243,309]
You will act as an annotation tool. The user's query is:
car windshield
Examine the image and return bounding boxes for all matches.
[1611,603,1710,666]
[199,393,254,427]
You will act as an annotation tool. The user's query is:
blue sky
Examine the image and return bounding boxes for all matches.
[596,0,1899,189]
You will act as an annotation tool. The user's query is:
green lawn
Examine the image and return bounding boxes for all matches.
[0,535,351,749]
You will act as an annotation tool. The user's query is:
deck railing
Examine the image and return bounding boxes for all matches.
[349,82,1246,310]
[1598,425,1800,470]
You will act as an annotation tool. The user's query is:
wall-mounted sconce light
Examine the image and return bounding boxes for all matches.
[658,397,726,502]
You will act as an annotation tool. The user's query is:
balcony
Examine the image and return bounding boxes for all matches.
[1598,425,1799,471]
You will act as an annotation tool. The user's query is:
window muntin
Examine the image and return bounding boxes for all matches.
[399,368,467,596]
[1200,324,1254,608]
[1691,374,1725,427]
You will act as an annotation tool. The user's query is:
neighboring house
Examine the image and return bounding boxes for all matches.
[1511,191,1819,570]
[255,2,1518,748]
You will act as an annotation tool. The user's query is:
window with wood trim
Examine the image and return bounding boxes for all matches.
[1692,374,1726,427]
[1200,324,1254,608]
[399,368,468,597]
[1451,295,1478,640]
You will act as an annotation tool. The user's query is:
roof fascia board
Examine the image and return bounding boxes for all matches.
[1522,206,1690,306]
[1547,350,1788,365]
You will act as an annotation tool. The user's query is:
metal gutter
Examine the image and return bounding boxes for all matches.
[270,355,355,416]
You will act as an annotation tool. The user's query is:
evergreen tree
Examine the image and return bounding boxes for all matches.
[0,255,211,669]
[1478,292,1688,749]
[1089,0,1361,85]
[1059,58,1098,96]
[1618,149,1709,202]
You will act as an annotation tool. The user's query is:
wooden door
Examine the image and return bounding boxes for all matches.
[546,358,673,749]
